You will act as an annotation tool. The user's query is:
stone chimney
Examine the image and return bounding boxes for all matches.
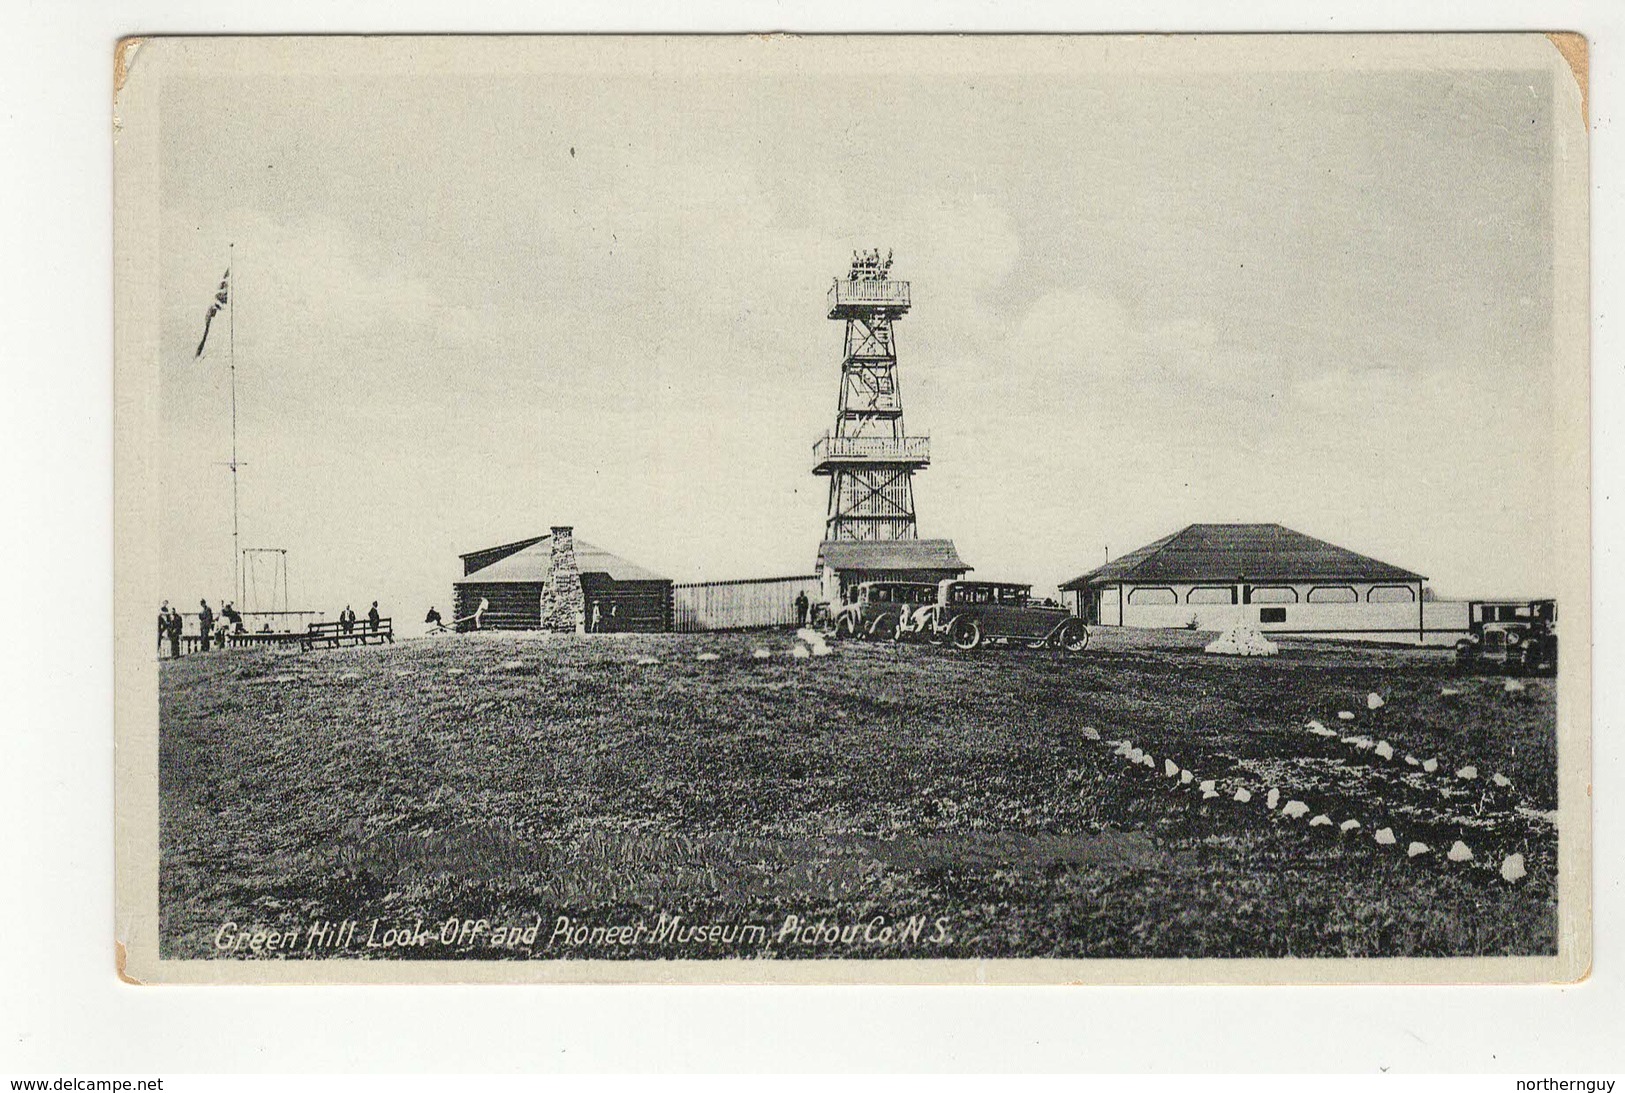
[539,525,586,633]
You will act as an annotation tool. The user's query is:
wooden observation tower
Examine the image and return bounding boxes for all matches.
[811,251,968,604]
[813,249,931,541]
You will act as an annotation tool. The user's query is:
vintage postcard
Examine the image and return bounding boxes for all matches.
[113,33,1590,984]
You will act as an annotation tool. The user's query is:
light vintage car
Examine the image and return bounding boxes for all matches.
[918,579,1089,652]
[830,581,940,640]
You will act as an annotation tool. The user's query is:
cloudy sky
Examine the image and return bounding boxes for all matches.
[150,37,1568,618]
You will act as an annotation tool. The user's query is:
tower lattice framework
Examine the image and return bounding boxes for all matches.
[812,250,931,541]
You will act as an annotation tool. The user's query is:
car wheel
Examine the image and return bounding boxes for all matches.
[873,616,899,642]
[1057,618,1090,653]
[835,615,856,640]
[950,616,982,651]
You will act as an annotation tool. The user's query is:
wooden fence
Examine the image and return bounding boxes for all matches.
[671,575,821,633]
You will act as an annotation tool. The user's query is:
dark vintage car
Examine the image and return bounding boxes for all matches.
[831,581,939,640]
[920,579,1089,652]
[1456,599,1557,675]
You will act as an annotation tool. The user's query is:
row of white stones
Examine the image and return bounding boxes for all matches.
[1307,690,1556,825]
[1080,724,1528,883]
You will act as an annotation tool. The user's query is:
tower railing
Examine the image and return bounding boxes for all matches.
[828,279,911,317]
[812,433,931,472]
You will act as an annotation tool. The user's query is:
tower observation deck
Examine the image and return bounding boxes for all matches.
[813,249,932,541]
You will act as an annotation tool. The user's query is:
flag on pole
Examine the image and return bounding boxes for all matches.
[194,268,231,358]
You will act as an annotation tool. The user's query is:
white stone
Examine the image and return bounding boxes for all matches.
[1337,711,1355,721]
[1282,800,1310,819]
[446,668,466,676]
[1127,748,1145,763]
[1180,769,1194,785]
[1198,779,1215,794]
[1081,726,1101,741]
[1204,623,1279,656]
[1501,854,1527,883]
[1441,687,1461,696]
[1339,819,1361,833]
[1142,755,1156,769]
[1407,841,1431,858]
[1367,692,1385,710]
[1505,679,1526,692]
[339,672,361,682]
[635,657,659,666]
[1234,787,1252,803]
[1375,741,1395,760]
[1404,755,1420,767]
[1448,841,1474,862]
[790,646,811,659]
[1165,759,1180,778]
[1456,766,1478,780]
[696,652,721,661]
[1309,814,1332,827]
[1422,758,1439,773]
[1266,788,1280,810]
[1201,787,1219,800]
[1374,827,1397,845]
[1492,773,1512,788]
[1305,719,1327,733]
[811,645,833,657]
[752,648,772,659]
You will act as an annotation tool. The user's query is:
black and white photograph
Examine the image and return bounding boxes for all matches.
[111,33,1590,984]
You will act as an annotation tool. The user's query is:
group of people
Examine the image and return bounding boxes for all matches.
[588,600,624,633]
[336,602,382,635]
[158,598,388,658]
[156,598,247,657]
[847,247,894,281]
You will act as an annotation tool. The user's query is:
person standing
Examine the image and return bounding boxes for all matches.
[589,601,602,633]
[167,607,183,658]
[794,590,810,627]
[424,606,443,628]
[341,605,354,635]
[368,601,380,633]
[197,599,214,652]
[158,601,170,655]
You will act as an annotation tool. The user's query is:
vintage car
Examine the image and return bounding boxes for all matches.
[919,579,1089,652]
[830,581,939,640]
[1455,599,1557,675]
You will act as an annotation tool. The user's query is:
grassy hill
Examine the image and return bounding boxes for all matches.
[158,628,1559,961]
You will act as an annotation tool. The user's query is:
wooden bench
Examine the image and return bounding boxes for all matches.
[301,618,394,652]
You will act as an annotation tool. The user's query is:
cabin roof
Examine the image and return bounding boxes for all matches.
[457,534,668,584]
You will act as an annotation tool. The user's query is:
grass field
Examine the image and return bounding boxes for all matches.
[158,627,1559,960]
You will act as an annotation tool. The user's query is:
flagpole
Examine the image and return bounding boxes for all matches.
[229,241,241,610]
